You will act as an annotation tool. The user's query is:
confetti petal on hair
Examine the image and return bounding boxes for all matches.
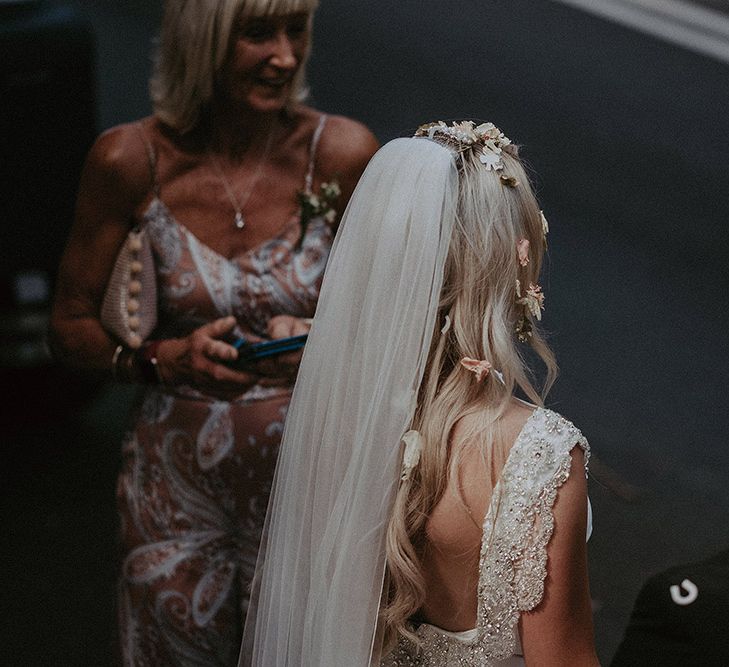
[516,283,545,321]
[517,238,530,266]
[540,210,550,238]
[400,430,424,481]
[479,149,504,171]
[441,315,451,335]
[460,357,492,382]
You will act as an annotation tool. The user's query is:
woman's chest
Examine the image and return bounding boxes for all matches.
[145,199,333,333]
[147,165,305,258]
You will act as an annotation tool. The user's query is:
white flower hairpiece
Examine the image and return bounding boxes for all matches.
[414,120,515,172]
[540,210,549,237]
[400,430,424,481]
[540,210,550,249]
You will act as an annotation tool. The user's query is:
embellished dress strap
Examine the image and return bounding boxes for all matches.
[381,409,590,667]
[303,114,328,195]
[471,408,590,662]
[135,121,161,198]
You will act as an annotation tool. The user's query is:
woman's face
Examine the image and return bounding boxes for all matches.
[221,12,310,113]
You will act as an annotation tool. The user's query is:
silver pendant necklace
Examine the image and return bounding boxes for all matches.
[207,124,276,229]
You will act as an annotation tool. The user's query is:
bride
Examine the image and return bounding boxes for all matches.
[239,121,600,666]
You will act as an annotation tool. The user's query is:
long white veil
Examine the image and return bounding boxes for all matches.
[239,137,458,666]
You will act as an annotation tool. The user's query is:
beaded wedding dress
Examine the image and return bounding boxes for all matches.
[381,407,590,666]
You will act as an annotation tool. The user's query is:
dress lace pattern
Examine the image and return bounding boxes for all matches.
[382,408,589,666]
[117,174,334,663]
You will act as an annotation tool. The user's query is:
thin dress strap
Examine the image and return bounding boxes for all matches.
[303,114,328,195]
[135,122,161,197]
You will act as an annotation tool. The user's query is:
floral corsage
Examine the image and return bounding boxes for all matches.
[296,179,340,248]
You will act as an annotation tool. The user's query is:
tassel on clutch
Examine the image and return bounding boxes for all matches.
[100,226,157,349]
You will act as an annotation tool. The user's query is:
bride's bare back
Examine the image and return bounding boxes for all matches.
[420,400,535,631]
[419,400,599,665]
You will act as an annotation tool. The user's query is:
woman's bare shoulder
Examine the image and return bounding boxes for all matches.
[315,112,380,177]
[84,118,156,202]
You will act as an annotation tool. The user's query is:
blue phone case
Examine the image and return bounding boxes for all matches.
[229,334,307,365]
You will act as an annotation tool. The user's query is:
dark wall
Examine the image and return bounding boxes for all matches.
[3,1,728,664]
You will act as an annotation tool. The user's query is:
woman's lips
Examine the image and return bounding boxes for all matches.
[255,76,291,89]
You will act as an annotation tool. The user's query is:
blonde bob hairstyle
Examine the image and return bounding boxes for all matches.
[380,134,558,650]
[150,0,319,133]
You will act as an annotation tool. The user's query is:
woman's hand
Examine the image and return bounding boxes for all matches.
[156,316,260,400]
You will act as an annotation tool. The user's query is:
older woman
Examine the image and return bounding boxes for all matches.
[49,0,378,663]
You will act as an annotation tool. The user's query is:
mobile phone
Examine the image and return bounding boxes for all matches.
[227,334,308,369]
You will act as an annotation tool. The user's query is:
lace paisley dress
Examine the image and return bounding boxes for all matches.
[381,408,590,667]
[117,117,333,666]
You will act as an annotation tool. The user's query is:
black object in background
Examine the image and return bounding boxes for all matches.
[0,0,95,370]
[611,549,729,666]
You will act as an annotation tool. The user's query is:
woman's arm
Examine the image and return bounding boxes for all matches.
[49,124,151,374]
[519,447,601,666]
[50,124,259,399]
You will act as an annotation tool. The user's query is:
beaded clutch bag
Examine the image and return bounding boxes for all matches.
[100,226,157,349]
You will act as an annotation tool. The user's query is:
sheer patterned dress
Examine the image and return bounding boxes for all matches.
[117,116,332,666]
[381,408,591,667]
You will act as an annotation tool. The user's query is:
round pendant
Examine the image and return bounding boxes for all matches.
[234,212,245,229]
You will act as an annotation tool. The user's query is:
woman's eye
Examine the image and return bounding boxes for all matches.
[286,22,307,38]
[240,22,274,42]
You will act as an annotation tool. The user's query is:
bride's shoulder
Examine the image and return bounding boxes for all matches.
[510,406,591,487]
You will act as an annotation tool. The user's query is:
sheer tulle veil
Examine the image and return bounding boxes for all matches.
[239,137,458,666]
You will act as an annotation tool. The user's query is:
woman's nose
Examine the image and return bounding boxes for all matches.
[269,32,297,70]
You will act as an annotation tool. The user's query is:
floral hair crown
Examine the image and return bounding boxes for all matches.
[414,120,518,173]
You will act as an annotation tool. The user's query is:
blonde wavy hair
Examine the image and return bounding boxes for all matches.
[150,0,319,133]
[380,134,557,649]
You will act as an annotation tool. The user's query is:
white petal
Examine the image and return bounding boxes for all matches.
[401,430,424,478]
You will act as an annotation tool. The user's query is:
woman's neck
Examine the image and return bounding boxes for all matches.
[202,103,288,160]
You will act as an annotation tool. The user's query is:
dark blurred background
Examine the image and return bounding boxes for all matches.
[2,0,728,664]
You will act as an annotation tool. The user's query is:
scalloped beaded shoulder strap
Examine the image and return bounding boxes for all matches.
[472,408,590,662]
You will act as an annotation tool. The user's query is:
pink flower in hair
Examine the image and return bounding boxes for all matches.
[460,357,492,382]
[517,238,530,266]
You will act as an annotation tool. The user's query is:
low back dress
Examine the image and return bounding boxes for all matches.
[117,116,333,666]
[381,408,590,667]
